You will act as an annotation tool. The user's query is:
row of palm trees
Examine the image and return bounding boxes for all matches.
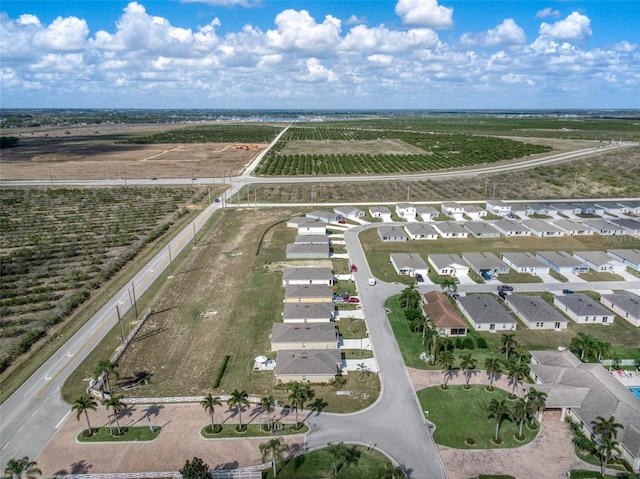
[486,387,548,443]
[570,332,613,363]
[72,393,126,436]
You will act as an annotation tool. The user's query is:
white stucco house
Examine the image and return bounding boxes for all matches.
[573,251,627,273]
[505,294,569,330]
[494,219,531,237]
[377,225,408,242]
[441,202,465,220]
[553,219,594,236]
[500,252,550,275]
[390,253,429,278]
[608,249,640,271]
[553,294,614,324]
[536,251,589,274]
[334,206,365,220]
[486,200,512,216]
[428,253,469,277]
[415,205,440,222]
[369,206,392,222]
[457,294,517,332]
[600,292,640,327]
[404,223,439,240]
[522,219,565,238]
[432,221,469,238]
[395,203,416,221]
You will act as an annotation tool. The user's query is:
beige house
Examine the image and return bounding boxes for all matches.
[284,284,334,303]
[275,349,343,383]
[270,323,339,351]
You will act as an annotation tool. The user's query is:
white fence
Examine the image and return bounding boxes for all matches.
[600,359,638,367]
[60,472,180,479]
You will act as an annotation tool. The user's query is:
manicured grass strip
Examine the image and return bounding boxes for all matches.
[417,385,539,449]
[569,470,618,479]
[385,296,431,369]
[263,445,394,479]
[200,423,308,439]
[77,426,161,442]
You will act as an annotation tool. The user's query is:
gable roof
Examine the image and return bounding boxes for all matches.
[600,291,640,316]
[271,323,338,343]
[369,205,391,215]
[554,294,611,316]
[421,291,468,330]
[404,223,438,236]
[458,294,517,325]
[428,253,466,270]
[282,302,335,320]
[378,225,408,239]
[501,252,547,269]
[522,219,564,234]
[505,294,568,325]
[390,253,428,270]
[285,284,334,299]
[275,349,342,375]
[433,221,467,234]
[282,267,333,283]
[465,221,500,236]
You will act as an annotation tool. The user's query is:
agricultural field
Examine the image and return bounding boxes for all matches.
[0,186,214,389]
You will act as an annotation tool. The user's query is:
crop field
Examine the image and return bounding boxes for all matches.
[0,186,212,382]
[120,124,282,144]
[254,124,554,175]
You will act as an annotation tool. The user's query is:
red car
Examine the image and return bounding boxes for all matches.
[338,219,346,224]
[351,264,358,273]
[346,297,360,303]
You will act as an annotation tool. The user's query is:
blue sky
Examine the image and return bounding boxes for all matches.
[1,0,639,109]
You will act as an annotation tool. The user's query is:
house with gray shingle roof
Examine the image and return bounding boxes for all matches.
[573,202,605,216]
[573,251,627,273]
[270,323,338,351]
[608,249,640,271]
[553,219,594,236]
[369,206,392,222]
[536,251,589,274]
[428,254,469,277]
[600,292,640,327]
[582,219,626,235]
[334,206,365,220]
[553,294,614,324]
[464,221,500,238]
[306,210,339,223]
[464,205,487,220]
[617,201,640,213]
[295,234,330,245]
[594,201,627,216]
[494,219,531,237]
[522,219,565,237]
[415,205,440,222]
[549,202,581,216]
[457,294,517,332]
[462,252,510,275]
[275,349,342,383]
[297,222,327,235]
[282,267,334,287]
[286,243,330,259]
[486,200,511,216]
[282,302,335,323]
[395,203,416,220]
[441,202,465,220]
[529,350,640,472]
[500,252,549,275]
[504,294,568,330]
[390,253,429,278]
[284,284,334,303]
[404,223,438,240]
[608,218,640,235]
[377,225,408,242]
[432,221,468,238]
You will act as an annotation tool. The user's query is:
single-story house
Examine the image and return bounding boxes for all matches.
[284,284,334,303]
[536,251,589,274]
[608,218,640,235]
[527,203,551,216]
[287,217,318,228]
[415,205,440,222]
[295,234,330,245]
[420,291,468,337]
[306,210,339,223]
[600,292,640,327]
[377,225,408,242]
[486,200,512,216]
[274,348,342,383]
[522,219,565,237]
[395,203,416,220]
[334,206,365,220]
[297,222,327,236]
[582,219,626,236]
[617,201,640,214]
[369,206,392,222]
[282,302,335,323]
[457,294,517,332]
[572,251,627,273]
[432,221,469,238]
[594,201,627,216]
[549,202,581,216]
[464,205,488,220]
[462,252,511,275]
[529,350,640,472]
[607,249,640,271]
[286,244,331,259]
[270,323,339,351]
[500,252,550,275]
[494,219,531,237]
[510,204,533,217]
[390,253,429,278]
[404,223,438,240]
[553,294,614,324]
[504,294,569,330]
[553,219,594,236]
[282,267,334,287]
[428,253,469,277]
[464,221,501,238]
[573,202,604,216]
[441,201,465,220]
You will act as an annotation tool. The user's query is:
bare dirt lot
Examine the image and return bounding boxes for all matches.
[1,123,262,180]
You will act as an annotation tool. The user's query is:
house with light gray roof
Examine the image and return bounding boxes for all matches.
[462,252,510,275]
[617,201,640,213]
[415,205,440,222]
[428,254,469,277]
[608,218,640,235]
[494,219,531,237]
[369,205,392,222]
[377,225,408,242]
[529,350,640,472]
[464,205,487,220]
[486,200,511,216]
[549,202,580,216]
[390,253,429,278]
[286,243,330,259]
[600,292,640,327]
[504,294,568,330]
[275,349,342,383]
[573,251,626,273]
[608,249,640,271]
[464,221,500,238]
[295,234,330,245]
[457,294,517,332]
[334,206,365,220]
[432,221,468,238]
[282,267,334,287]
[594,201,627,216]
[522,219,565,237]
[404,223,438,240]
[536,251,589,274]
[282,302,335,323]
[582,219,626,235]
[500,252,549,275]
[573,202,605,216]
[306,210,339,223]
[270,323,339,351]
[553,219,594,236]
[553,294,614,324]
[284,284,334,303]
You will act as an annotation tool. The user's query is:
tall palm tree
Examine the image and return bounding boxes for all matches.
[437,350,456,388]
[325,442,350,477]
[3,457,41,479]
[287,381,310,427]
[102,394,126,435]
[440,277,458,295]
[94,359,119,392]
[72,393,98,434]
[597,436,621,476]
[506,360,529,396]
[399,284,421,309]
[260,395,275,430]
[594,338,613,362]
[526,388,548,423]
[259,437,289,477]
[200,394,222,431]
[570,332,595,361]
[484,357,502,390]
[459,353,477,388]
[500,333,517,361]
[487,398,510,442]
[227,389,250,430]
[593,415,624,441]
[512,398,533,438]
[410,314,430,347]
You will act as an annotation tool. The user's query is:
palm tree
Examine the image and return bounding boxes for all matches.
[227,389,250,431]
[437,350,456,388]
[426,328,441,365]
[570,332,595,361]
[200,394,222,431]
[512,398,533,438]
[594,338,613,362]
[500,333,517,361]
[440,277,458,295]
[399,284,421,309]
[484,357,502,390]
[260,395,275,431]
[593,415,624,441]
[72,393,98,434]
[597,436,621,476]
[526,388,548,423]
[102,394,126,435]
[356,363,370,381]
[3,457,41,479]
[287,381,310,427]
[487,398,510,442]
[94,359,119,392]
[459,353,477,389]
[325,442,350,477]
[506,360,529,396]
[260,437,289,477]
[410,314,430,347]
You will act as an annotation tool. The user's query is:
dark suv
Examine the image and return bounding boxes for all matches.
[497,285,514,292]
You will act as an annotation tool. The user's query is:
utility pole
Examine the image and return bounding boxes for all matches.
[167,244,174,275]
[116,305,125,343]
[192,222,197,245]
[130,282,138,322]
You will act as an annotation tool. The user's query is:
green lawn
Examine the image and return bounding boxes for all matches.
[263,445,394,479]
[77,425,161,442]
[417,385,539,449]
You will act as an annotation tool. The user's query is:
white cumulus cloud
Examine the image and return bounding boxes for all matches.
[266,10,342,53]
[461,18,525,47]
[539,12,592,42]
[536,8,561,19]
[298,58,338,82]
[395,0,453,29]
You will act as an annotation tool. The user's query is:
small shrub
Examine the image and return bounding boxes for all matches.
[212,355,230,388]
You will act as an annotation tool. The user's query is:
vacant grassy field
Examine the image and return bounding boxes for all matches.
[417,385,539,449]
